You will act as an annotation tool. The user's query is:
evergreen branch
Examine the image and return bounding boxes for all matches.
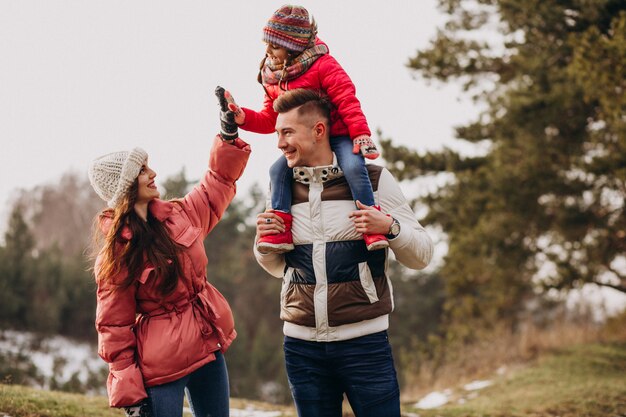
[607,265,626,282]
[594,280,626,294]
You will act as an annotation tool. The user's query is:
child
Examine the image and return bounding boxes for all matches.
[223,4,387,253]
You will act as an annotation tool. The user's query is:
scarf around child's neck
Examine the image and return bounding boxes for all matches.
[261,43,329,86]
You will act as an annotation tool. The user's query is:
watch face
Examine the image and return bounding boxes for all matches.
[390,220,400,236]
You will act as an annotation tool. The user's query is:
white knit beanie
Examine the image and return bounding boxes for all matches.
[88,147,149,208]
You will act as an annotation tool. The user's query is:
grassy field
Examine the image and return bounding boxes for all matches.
[407,342,626,417]
[0,384,297,417]
[0,384,120,417]
[1,342,625,417]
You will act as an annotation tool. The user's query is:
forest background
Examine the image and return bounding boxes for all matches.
[1,0,625,405]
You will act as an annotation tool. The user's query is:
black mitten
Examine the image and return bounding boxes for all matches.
[215,86,239,142]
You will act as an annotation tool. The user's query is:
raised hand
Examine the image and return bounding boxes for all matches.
[224,90,245,125]
[215,86,239,142]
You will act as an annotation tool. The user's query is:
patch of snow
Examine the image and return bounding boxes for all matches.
[463,380,493,391]
[259,381,284,404]
[31,334,104,383]
[414,389,451,409]
[0,329,106,392]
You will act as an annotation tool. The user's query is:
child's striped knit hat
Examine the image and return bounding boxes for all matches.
[263,5,313,53]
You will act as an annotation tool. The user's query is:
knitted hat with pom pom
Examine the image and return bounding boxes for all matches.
[263,5,314,52]
[88,148,148,208]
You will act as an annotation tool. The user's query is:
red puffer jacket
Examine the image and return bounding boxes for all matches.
[94,137,251,407]
[241,39,371,140]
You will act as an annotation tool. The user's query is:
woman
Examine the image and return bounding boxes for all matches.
[88,90,249,417]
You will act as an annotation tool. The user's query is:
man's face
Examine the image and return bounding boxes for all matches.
[275,108,321,168]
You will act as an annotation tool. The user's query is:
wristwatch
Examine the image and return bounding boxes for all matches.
[386,217,401,239]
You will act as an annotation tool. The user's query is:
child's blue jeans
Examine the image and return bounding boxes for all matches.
[270,135,375,211]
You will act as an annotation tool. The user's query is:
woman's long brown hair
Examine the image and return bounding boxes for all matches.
[92,181,183,297]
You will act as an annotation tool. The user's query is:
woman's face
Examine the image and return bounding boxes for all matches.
[265,43,290,64]
[135,163,159,204]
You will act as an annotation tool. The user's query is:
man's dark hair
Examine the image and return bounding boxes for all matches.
[273,89,332,124]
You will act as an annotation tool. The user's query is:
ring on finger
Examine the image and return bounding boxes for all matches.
[265,218,272,224]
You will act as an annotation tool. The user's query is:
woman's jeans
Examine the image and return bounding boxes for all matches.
[283,331,401,417]
[270,135,375,212]
[146,351,229,417]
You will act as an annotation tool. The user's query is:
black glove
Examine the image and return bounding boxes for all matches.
[123,399,153,417]
[215,86,238,142]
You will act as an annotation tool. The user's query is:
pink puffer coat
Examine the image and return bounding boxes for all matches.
[94,137,251,407]
[241,39,371,140]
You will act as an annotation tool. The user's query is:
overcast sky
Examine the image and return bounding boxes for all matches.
[2,1,625,313]
[0,0,478,228]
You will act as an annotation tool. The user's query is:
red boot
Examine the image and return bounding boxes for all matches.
[364,233,389,251]
[364,206,389,251]
[257,211,295,254]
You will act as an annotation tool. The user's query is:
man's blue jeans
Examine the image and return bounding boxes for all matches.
[283,331,401,417]
[146,351,229,417]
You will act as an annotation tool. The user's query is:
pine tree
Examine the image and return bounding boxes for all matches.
[0,205,35,328]
[381,0,626,332]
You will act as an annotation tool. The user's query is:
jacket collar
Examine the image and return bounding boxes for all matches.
[293,153,343,184]
[149,199,173,222]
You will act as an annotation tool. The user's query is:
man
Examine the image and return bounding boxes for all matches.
[254,88,433,417]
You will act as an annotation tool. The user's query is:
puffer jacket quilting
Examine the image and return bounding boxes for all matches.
[254,159,434,342]
[240,39,371,140]
[95,137,250,407]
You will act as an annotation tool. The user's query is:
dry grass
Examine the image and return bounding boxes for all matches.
[4,339,624,417]
[399,311,626,402]
[409,342,626,417]
[0,385,298,417]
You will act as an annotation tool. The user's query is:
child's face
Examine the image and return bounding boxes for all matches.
[265,43,290,64]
